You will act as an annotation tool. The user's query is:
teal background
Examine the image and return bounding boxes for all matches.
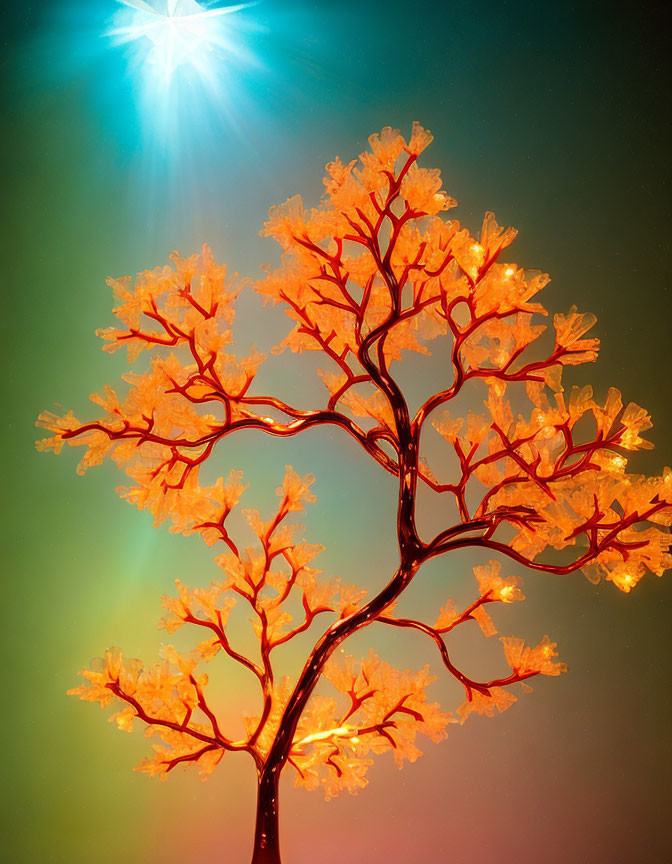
[2,2,671,862]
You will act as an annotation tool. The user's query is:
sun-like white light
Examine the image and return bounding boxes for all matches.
[112,0,256,84]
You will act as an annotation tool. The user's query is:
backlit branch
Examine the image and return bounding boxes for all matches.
[421,497,671,576]
[105,679,234,750]
[378,615,539,700]
[181,610,264,682]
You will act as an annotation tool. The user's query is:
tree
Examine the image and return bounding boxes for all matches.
[37,123,671,864]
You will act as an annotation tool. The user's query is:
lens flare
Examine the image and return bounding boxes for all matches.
[111,0,258,85]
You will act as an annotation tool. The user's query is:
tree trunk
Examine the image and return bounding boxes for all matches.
[249,330,421,864]
[251,767,282,864]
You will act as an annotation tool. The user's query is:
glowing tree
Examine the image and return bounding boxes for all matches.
[37,124,671,864]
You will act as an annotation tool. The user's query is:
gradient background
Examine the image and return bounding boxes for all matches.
[2,1,671,862]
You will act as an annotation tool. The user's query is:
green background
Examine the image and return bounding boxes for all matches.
[2,1,671,862]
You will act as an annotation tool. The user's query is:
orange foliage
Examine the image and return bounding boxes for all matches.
[39,123,671,859]
[66,468,559,795]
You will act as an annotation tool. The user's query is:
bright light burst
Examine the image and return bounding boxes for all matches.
[111,0,257,85]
